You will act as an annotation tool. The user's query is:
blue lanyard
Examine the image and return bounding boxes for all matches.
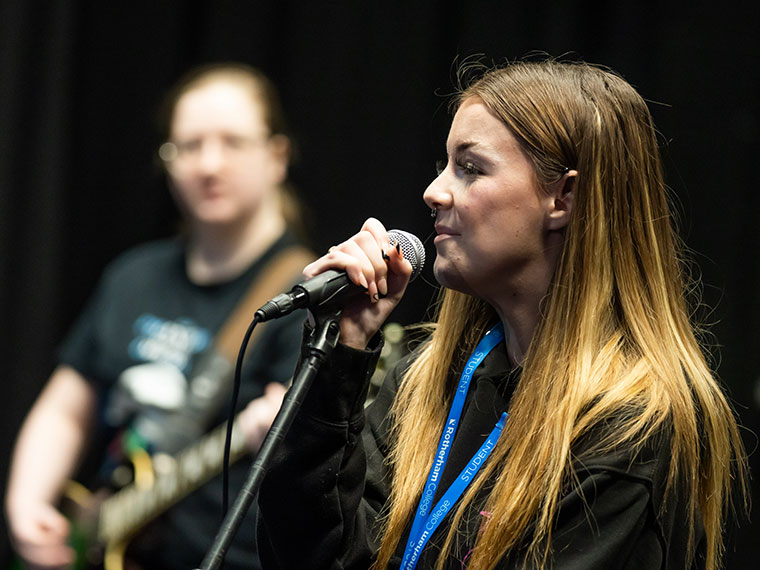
[401,323,507,570]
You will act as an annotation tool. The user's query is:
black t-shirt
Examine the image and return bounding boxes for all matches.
[59,232,307,570]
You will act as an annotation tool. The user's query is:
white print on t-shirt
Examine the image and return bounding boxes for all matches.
[128,313,211,373]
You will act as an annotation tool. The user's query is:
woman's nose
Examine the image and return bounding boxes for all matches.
[197,139,226,174]
[423,168,452,210]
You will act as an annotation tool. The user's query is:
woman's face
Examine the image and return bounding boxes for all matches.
[423,97,563,304]
[166,80,287,227]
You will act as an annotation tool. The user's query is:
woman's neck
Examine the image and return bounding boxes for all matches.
[494,301,541,367]
[185,198,286,286]
[489,241,563,366]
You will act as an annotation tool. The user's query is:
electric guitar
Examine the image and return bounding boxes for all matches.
[59,417,248,570]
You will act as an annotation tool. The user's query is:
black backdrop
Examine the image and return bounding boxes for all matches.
[1,1,758,567]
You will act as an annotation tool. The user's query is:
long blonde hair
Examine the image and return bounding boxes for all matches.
[373,60,747,570]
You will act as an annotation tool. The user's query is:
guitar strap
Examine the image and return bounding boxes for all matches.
[211,243,315,364]
[133,242,314,453]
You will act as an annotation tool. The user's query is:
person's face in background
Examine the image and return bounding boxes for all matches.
[423,97,561,306]
[165,79,288,229]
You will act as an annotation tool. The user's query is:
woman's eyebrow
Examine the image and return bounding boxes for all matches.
[449,140,498,166]
[449,140,478,154]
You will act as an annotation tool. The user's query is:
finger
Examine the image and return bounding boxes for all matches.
[238,401,265,451]
[264,382,287,401]
[384,240,414,296]
[37,506,70,537]
[359,217,391,252]
[348,230,390,299]
[302,219,393,302]
[15,536,74,568]
[305,232,386,301]
[359,219,393,294]
[26,543,74,569]
[389,239,414,275]
[360,219,418,296]
[303,249,370,290]
[336,237,383,302]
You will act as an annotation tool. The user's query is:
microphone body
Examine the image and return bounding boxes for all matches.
[255,229,424,322]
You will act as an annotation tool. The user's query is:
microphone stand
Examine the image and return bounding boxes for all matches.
[197,306,343,570]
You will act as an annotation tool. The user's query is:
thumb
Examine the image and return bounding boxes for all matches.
[37,504,71,537]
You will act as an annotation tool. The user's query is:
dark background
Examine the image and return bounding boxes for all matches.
[1,1,758,567]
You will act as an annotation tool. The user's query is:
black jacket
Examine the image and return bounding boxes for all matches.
[258,332,705,569]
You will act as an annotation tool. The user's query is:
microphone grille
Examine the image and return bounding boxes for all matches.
[388,229,425,282]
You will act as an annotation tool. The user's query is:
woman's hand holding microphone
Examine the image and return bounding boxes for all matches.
[302,218,416,350]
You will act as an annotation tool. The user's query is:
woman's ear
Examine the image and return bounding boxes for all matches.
[546,169,577,230]
[269,134,290,162]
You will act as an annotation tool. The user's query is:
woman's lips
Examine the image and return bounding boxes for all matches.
[434,224,459,243]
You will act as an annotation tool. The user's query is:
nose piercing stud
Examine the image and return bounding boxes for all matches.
[430,208,437,218]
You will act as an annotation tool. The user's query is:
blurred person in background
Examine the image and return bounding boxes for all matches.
[5,63,312,570]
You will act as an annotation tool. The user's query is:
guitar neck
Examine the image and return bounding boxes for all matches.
[97,416,248,544]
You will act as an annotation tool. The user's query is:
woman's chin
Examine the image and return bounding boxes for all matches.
[432,261,466,294]
[189,205,240,226]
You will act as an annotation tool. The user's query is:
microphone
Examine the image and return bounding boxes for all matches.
[255,229,425,322]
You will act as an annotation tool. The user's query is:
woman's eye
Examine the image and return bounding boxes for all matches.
[457,160,480,176]
[176,139,201,155]
[224,135,247,150]
[435,160,446,175]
